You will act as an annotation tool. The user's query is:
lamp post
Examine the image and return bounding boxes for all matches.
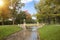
[23,19,26,40]
[23,19,26,30]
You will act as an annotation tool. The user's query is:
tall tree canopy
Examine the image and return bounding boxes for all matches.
[15,11,33,24]
[36,0,60,24]
[0,0,24,25]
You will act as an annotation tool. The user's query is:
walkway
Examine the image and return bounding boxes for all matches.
[5,27,40,40]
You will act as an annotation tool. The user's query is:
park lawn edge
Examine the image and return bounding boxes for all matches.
[0,25,22,40]
[38,24,60,40]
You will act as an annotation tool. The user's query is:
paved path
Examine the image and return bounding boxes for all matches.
[5,27,40,40]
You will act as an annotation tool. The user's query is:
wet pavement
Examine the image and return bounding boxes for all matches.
[5,27,40,40]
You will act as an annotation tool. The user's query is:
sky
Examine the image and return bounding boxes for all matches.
[21,0,39,15]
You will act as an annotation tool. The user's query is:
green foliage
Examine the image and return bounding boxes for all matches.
[15,11,36,24]
[0,0,24,25]
[15,11,26,24]
[36,0,60,24]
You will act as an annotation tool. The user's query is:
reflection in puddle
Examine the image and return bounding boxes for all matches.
[23,26,39,40]
[30,31,37,40]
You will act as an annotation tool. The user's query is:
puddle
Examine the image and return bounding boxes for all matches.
[23,26,39,40]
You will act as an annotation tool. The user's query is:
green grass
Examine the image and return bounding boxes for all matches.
[0,25,22,40]
[38,24,60,40]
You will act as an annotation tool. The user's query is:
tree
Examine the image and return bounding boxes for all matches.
[36,0,60,24]
[0,0,24,25]
[15,11,33,24]
[16,11,26,24]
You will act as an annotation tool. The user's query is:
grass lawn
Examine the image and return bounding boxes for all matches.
[38,24,60,40]
[0,25,21,40]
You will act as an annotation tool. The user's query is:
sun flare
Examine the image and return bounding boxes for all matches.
[0,0,4,6]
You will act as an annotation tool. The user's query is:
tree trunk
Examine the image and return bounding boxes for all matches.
[12,18,15,25]
[1,18,4,25]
